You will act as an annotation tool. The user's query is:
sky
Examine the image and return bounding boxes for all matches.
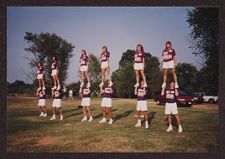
[7,7,200,84]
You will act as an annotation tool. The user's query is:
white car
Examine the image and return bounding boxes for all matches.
[195,92,218,103]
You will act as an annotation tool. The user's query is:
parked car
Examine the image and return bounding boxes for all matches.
[154,90,194,107]
[187,92,204,104]
[194,92,218,103]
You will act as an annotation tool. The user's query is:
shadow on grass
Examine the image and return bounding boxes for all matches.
[113,110,133,123]
[93,109,118,120]
[140,111,157,127]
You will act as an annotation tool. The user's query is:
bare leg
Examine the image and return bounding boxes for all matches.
[85,71,90,83]
[163,69,168,83]
[87,106,91,117]
[171,68,177,82]
[175,114,181,125]
[38,79,41,88]
[136,111,141,120]
[108,107,112,119]
[58,107,63,116]
[55,75,60,86]
[106,66,112,82]
[102,107,106,118]
[135,71,139,83]
[141,70,147,84]
[83,107,87,116]
[43,106,46,113]
[144,111,148,122]
[53,76,56,87]
[101,69,106,83]
[168,114,172,125]
[41,79,45,87]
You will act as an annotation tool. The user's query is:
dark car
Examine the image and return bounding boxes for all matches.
[187,92,204,104]
[154,90,194,107]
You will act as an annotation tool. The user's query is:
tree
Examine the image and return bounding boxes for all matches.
[24,32,75,87]
[187,8,218,95]
[88,54,101,92]
[175,63,199,92]
[112,49,162,98]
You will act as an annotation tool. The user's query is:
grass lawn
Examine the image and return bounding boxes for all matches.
[7,96,218,152]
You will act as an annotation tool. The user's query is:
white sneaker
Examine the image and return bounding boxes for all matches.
[135,120,141,127]
[175,82,179,88]
[162,82,166,88]
[108,81,113,87]
[99,118,106,123]
[57,85,61,90]
[51,86,57,90]
[166,125,173,132]
[87,82,91,88]
[60,115,63,120]
[42,86,46,90]
[50,115,56,120]
[88,116,93,122]
[99,82,104,87]
[43,113,47,117]
[134,82,139,88]
[145,122,149,129]
[39,112,44,117]
[80,82,84,88]
[144,82,147,87]
[81,116,87,121]
[178,125,183,133]
[109,119,113,125]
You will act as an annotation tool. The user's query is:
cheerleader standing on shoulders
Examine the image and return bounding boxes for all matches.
[79,49,91,88]
[99,83,113,125]
[51,56,61,90]
[50,89,63,120]
[36,88,47,118]
[161,41,179,88]
[134,44,147,88]
[99,46,113,87]
[37,62,46,91]
[79,86,93,122]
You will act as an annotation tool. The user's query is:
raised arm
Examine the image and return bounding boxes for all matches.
[161,88,165,96]
[175,88,179,96]
[143,87,147,96]
[100,86,104,94]
[134,86,138,95]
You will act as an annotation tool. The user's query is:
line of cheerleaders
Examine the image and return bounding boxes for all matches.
[36,41,182,133]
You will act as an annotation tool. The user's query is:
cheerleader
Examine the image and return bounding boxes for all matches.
[36,89,47,118]
[51,56,61,90]
[134,44,147,87]
[99,83,113,125]
[161,41,179,88]
[37,62,46,91]
[79,49,91,88]
[99,46,113,87]
[79,86,93,122]
[50,89,63,120]
[134,81,149,129]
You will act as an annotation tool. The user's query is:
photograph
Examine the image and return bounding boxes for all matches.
[7,6,218,152]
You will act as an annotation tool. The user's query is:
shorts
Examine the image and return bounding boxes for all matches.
[101,97,112,108]
[80,65,88,72]
[136,100,148,111]
[165,102,178,115]
[101,61,109,69]
[37,74,44,80]
[134,63,144,71]
[53,99,62,108]
[81,97,91,106]
[163,60,175,69]
[38,99,46,106]
[51,69,58,76]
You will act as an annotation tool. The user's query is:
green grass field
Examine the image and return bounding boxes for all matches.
[7,96,218,152]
